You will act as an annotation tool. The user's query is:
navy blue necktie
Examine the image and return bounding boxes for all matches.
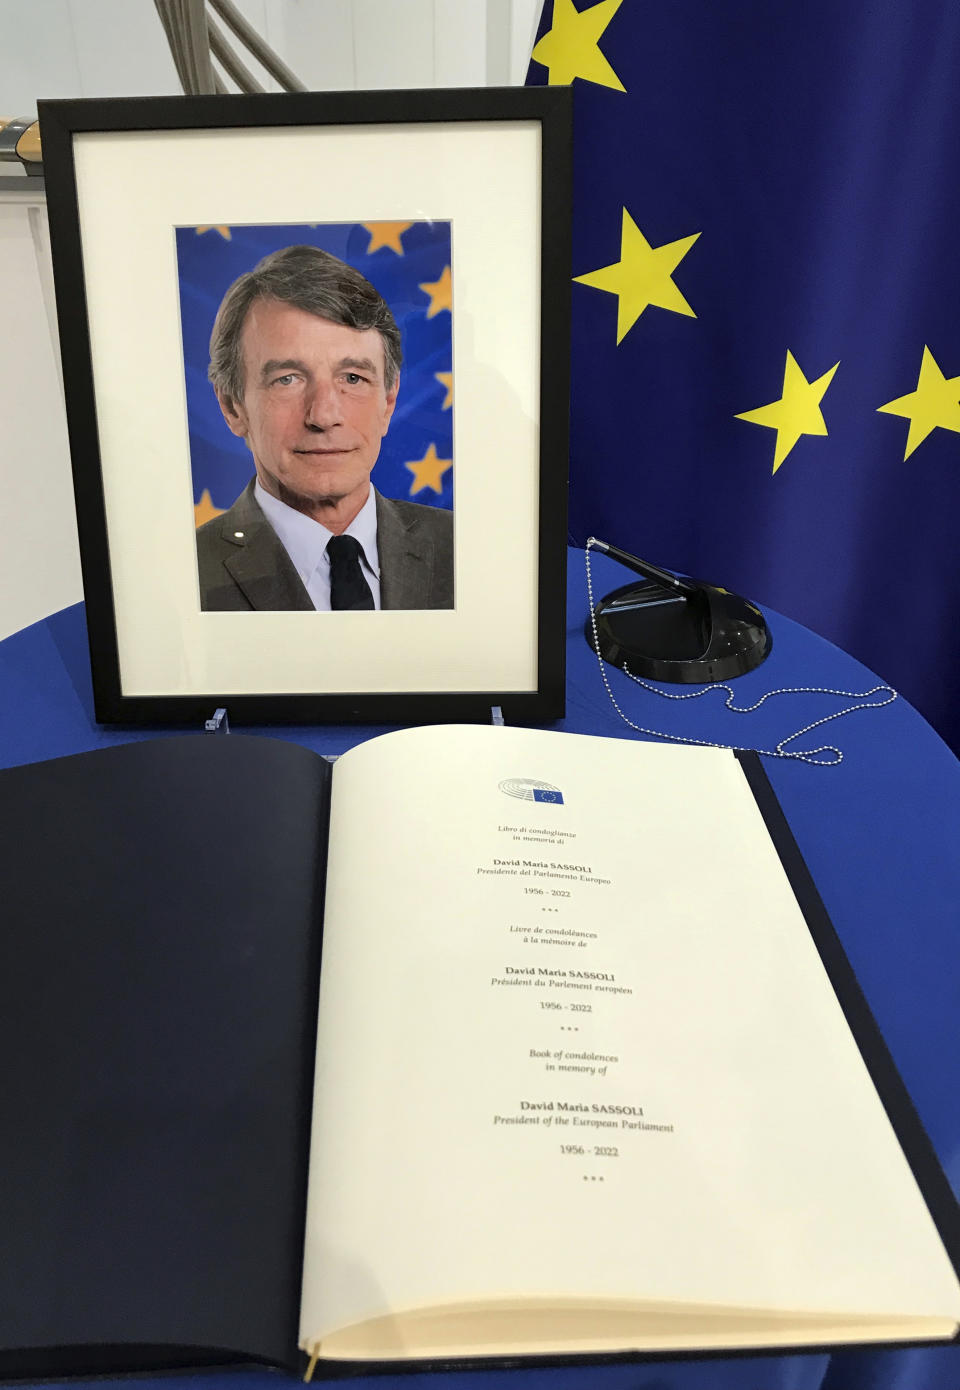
[327,534,374,610]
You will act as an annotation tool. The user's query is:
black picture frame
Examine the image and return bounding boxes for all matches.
[39,87,571,725]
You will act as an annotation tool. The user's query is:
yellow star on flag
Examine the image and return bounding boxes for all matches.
[735,351,839,475]
[194,489,225,528]
[531,0,625,91]
[362,221,413,254]
[435,371,453,410]
[877,346,960,460]
[195,225,231,239]
[406,443,452,495]
[574,209,699,344]
[418,266,452,319]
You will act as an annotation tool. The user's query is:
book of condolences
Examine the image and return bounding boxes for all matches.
[0,725,958,1379]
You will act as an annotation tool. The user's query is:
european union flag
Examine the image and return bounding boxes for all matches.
[533,788,564,804]
[529,1,960,751]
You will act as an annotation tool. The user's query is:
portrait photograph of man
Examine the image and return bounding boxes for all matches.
[176,222,454,611]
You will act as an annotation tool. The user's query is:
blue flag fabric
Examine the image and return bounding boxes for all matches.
[528,1,960,753]
[176,220,453,524]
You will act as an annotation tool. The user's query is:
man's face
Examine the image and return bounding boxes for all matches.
[218,298,398,517]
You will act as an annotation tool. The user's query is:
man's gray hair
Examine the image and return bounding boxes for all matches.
[208,243,403,406]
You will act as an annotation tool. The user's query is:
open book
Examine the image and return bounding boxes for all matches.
[0,725,957,1380]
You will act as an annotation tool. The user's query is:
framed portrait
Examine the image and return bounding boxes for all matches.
[39,87,571,725]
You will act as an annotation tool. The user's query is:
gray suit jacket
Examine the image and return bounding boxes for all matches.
[195,480,453,611]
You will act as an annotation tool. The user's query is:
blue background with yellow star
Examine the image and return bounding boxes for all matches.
[529,0,960,753]
[176,221,454,528]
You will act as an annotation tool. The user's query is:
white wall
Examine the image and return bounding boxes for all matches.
[0,195,83,638]
[0,0,544,640]
[0,0,543,110]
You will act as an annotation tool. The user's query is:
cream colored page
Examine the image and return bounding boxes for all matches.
[299,725,958,1346]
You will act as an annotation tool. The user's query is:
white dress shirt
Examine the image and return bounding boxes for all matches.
[253,480,381,610]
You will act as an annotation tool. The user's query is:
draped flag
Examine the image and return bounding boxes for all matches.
[528,0,960,752]
[176,220,454,527]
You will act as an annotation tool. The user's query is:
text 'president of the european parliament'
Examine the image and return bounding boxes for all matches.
[196,244,454,611]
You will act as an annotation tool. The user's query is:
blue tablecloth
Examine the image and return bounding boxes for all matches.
[1,551,957,1389]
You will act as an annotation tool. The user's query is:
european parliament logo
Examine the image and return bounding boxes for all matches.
[499,778,564,805]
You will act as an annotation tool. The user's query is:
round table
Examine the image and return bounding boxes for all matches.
[1,551,957,1390]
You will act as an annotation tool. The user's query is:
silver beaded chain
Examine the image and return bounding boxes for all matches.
[584,539,898,767]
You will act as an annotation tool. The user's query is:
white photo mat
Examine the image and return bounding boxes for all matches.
[72,120,542,697]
